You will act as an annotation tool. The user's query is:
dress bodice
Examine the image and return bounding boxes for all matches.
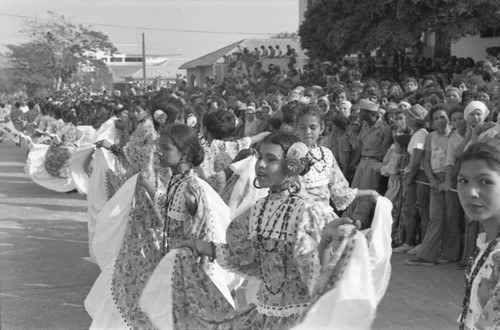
[155,171,212,251]
[217,190,328,317]
[462,233,500,330]
[302,146,357,211]
[123,117,157,174]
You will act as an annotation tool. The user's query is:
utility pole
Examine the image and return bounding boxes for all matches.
[142,33,147,89]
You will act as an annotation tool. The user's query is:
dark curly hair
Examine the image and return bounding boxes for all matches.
[429,103,451,121]
[160,124,204,167]
[296,104,325,126]
[461,138,500,172]
[202,110,236,139]
[332,113,348,131]
[150,93,183,126]
[261,132,312,176]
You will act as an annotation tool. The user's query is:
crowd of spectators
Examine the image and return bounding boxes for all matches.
[1,47,500,270]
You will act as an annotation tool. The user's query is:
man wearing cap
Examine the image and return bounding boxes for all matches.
[347,98,392,227]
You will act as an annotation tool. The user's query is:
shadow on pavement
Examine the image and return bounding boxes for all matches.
[0,202,87,213]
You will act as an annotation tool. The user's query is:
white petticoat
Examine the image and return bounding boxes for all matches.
[85,174,139,330]
[293,196,393,330]
[139,177,237,330]
[25,142,77,193]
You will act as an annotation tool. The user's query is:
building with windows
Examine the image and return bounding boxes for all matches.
[179,38,306,87]
[95,52,186,85]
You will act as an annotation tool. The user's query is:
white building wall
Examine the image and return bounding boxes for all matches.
[451,35,500,62]
[299,0,308,25]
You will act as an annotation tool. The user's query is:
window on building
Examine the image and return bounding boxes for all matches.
[110,57,122,62]
[125,57,143,62]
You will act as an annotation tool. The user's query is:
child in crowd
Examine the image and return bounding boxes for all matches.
[294,104,379,214]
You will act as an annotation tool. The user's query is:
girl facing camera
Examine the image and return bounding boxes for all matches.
[457,137,500,329]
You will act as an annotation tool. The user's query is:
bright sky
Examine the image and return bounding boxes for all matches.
[0,0,299,60]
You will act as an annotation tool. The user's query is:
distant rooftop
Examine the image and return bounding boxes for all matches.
[108,58,186,82]
[180,40,243,70]
[180,38,304,70]
[122,53,182,58]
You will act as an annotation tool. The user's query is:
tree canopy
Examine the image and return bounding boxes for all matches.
[2,11,116,96]
[299,0,500,61]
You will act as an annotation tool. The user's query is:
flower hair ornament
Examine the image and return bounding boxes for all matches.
[477,124,500,144]
[153,109,168,122]
[186,113,197,128]
[284,142,311,177]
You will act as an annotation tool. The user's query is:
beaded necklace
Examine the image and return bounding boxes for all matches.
[162,173,189,253]
[459,232,500,329]
[255,191,296,295]
[309,146,326,173]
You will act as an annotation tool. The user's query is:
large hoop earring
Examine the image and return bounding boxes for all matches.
[287,178,301,195]
[177,161,191,174]
[253,178,263,189]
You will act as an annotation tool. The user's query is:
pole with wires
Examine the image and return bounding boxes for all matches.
[142,33,147,90]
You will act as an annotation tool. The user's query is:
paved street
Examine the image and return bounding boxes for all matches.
[0,139,464,330]
[0,141,97,330]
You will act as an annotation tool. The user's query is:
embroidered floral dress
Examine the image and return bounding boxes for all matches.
[61,122,83,147]
[151,170,235,329]
[85,173,166,330]
[35,115,55,139]
[44,142,74,178]
[106,116,157,198]
[460,233,500,330]
[49,118,66,138]
[110,187,164,330]
[43,122,83,179]
[302,146,357,212]
[197,137,251,194]
[199,190,356,329]
[141,189,366,330]
[123,117,157,177]
[86,119,161,330]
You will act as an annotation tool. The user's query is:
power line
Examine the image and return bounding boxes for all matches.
[0,13,274,36]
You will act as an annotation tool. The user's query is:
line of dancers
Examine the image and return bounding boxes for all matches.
[80,100,393,329]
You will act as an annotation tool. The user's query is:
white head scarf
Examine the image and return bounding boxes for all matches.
[464,101,490,121]
[339,100,352,111]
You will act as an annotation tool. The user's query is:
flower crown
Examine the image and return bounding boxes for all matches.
[284,142,311,176]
